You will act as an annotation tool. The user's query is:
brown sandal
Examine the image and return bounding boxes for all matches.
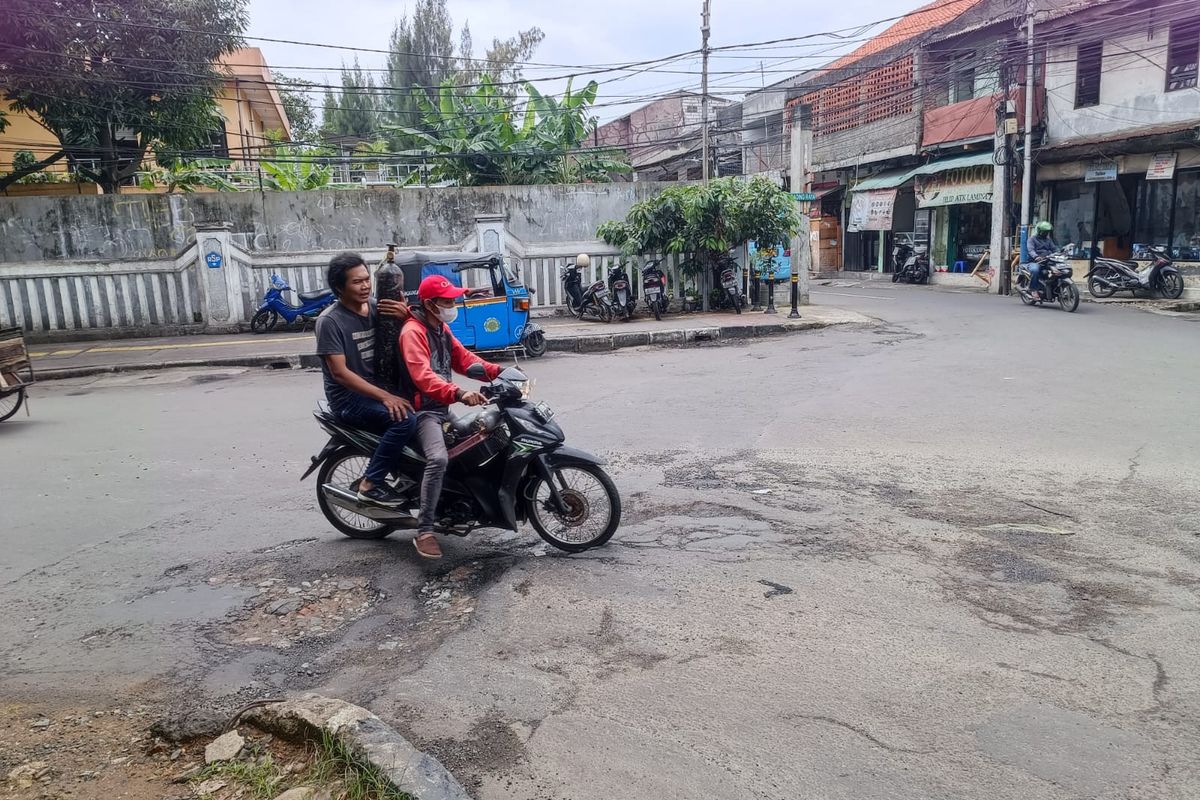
[413,533,443,560]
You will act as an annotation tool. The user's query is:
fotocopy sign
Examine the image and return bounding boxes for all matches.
[848,189,898,231]
[916,164,994,207]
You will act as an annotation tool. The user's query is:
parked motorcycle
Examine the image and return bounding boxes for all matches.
[1086,246,1184,300]
[302,364,622,553]
[1015,248,1080,312]
[559,255,613,323]
[715,259,745,314]
[891,242,930,284]
[608,262,637,321]
[251,274,335,332]
[642,258,670,321]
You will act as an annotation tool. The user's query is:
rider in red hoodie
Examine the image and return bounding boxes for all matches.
[400,275,502,559]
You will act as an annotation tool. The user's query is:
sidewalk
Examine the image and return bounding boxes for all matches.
[28,304,874,379]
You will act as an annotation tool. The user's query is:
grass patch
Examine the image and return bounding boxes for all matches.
[305,730,414,800]
[191,730,412,800]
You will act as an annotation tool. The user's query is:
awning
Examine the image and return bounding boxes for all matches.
[851,151,994,192]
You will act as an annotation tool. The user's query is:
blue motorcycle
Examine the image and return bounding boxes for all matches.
[251,274,335,333]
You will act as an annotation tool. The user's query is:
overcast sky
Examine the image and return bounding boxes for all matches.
[245,0,933,121]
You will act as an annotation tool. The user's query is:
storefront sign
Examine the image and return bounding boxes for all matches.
[1146,152,1177,181]
[915,165,993,208]
[1084,160,1117,182]
[848,189,898,231]
[749,240,791,280]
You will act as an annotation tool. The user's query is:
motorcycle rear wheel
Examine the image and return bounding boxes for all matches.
[1087,268,1118,298]
[1158,271,1184,300]
[652,300,662,321]
[525,462,621,553]
[599,303,614,323]
[250,309,279,333]
[892,271,902,283]
[316,449,397,539]
[523,329,547,358]
[1058,282,1080,312]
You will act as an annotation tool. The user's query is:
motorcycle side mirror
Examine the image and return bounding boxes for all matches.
[466,363,488,380]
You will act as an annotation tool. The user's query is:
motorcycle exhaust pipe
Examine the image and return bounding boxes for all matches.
[321,484,419,526]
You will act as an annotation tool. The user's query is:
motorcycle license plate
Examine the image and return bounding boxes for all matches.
[646,287,661,297]
[534,401,555,422]
[723,280,737,290]
[596,288,609,299]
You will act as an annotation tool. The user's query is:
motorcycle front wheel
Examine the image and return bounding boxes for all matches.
[652,300,663,321]
[892,270,902,283]
[316,449,397,539]
[525,462,621,553]
[565,296,583,318]
[250,309,279,333]
[1058,281,1080,312]
[1158,270,1185,300]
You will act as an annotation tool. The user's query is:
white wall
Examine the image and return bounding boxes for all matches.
[1044,24,1200,143]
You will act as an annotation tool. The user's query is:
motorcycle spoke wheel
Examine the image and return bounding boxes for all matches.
[316,451,396,539]
[250,309,278,333]
[527,464,621,552]
[1088,270,1117,298]
[1159,271,1184,300]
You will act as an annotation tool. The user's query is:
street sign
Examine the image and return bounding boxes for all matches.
[791,192,817,201]
[205,251,223,269]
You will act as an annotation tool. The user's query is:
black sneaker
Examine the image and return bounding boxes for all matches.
[356,483,409,508]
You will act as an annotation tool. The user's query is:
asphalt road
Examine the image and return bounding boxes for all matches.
[2,285,1199,799]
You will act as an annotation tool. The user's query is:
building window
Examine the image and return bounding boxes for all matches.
[949,52,976,104]
[1166,19,1200,92]
[1172,171,1200,260]
[1075,41,1103,107]
[1133,179,1174,255]
[1052,182,1097,258]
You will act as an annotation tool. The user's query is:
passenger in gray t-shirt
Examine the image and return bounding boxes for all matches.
[313,252,416,510]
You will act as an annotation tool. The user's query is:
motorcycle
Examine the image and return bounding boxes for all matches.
[1015,248,1080,312]
[251,274,335,332]
[608,263,637,321]
[715,259,745,314]
[642,258,669,321]
[891,242,930,284]
[560,259,613,323]
[1086,246,1184,300]
[301,364,622,553]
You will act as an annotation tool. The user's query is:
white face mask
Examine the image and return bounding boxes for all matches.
[435,304,458,324]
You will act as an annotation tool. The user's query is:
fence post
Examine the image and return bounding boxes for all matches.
[195,222,242,332]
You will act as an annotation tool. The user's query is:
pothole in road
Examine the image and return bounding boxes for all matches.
[212,572,380,650]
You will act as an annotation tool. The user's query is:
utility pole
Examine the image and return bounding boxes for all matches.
[1018,0,1035,262]
[700,0,711,183]
[700,0,712,311]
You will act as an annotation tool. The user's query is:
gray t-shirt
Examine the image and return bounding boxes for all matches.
[314,300,377,410]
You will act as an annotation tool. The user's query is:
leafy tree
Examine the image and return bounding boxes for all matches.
[598,176,800,280]
[321,60,380,139]
[137,158,239,193]
[274,74,319,142]
[398,77,629,186]
[0,0,247,193]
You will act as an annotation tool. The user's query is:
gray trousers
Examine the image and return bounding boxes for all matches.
[415,414,449,533]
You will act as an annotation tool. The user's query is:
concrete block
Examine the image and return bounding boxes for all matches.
[684,327,721,343]
[575,335,615,353]
[719,325,757,339]
[611,332,651,349]
[649,330,686,345]
[753,323,788,337]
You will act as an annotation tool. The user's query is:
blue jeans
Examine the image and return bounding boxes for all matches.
[1027,263,1042,293]
[333,395,417,485]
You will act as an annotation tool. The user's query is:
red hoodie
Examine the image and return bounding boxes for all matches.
[400,314,501,410]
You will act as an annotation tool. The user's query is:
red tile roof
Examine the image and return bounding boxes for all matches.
[824,0,987,71]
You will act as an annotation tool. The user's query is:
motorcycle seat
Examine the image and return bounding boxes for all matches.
[298,288,333,302]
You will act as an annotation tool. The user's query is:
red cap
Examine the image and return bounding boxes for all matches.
[418,275,468,302]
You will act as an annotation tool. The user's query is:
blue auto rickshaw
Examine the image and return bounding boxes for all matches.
[393,251,547,358]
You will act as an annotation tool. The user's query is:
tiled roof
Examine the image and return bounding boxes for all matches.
[823,0,988,71]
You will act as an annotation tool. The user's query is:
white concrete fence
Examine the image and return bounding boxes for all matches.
[0,217,705,342]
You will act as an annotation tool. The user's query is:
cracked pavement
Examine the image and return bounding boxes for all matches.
[2,286,1199,799]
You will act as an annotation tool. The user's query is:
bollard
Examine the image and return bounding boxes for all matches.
[788,271,801,319]
[765,277,778,314]
[751,270,762,311]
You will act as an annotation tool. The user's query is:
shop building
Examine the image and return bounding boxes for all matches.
[1036,3,1200,294]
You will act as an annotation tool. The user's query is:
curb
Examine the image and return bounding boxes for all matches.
[245,694,471,800]
[34,319,846,381]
